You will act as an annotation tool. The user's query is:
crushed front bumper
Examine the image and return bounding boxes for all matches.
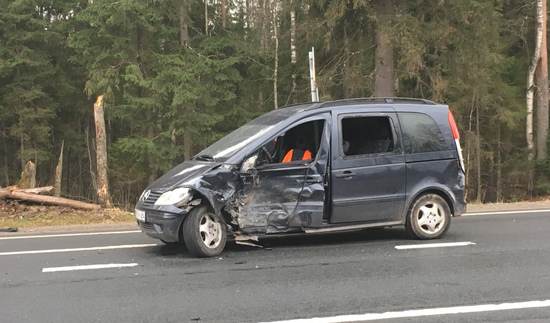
[136,209,187,243]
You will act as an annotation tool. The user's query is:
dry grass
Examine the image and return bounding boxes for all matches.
[0,201,134,228]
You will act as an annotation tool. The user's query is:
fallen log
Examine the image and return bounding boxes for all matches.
[0,186,54,196]
[2,191,100,210]
[16,186,54,195]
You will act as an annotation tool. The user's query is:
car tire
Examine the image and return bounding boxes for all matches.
[406,193,451,240]
[182,206,227,257]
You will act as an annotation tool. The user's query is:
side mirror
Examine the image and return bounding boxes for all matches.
[240,154,258,173]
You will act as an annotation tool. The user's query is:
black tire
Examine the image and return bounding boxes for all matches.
[405,193,451,240]
[182,206,227,257]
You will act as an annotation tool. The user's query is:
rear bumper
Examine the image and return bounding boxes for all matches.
[137,210,186,242]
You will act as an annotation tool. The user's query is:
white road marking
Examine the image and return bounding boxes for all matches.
[42,263,139,273]
[262,299,550,323]
[464,209,550,216]
[0,230,141,240]
[395,241,475,250]
[0,243,159,256]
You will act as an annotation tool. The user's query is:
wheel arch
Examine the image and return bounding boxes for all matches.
[404,186,456,220]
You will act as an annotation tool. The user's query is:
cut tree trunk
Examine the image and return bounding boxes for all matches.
[3,190,100,210]
[54,140,64,196]
[536,0,549,161]
[374,0,395,97]
[0,186,53,196]
[18,160,36,189]
[94,95,112,207]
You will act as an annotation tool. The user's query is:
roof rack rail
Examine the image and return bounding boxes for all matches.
[318,97,436,108]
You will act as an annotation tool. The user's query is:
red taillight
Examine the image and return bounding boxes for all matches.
[448,110,460,140]
[448,109,465,173]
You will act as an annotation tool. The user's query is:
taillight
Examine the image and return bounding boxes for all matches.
[448,109,465,172]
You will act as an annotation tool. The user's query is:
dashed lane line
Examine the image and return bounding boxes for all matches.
[464,209,550,216]
[261,299,550,323]
[0,243,159,256]
[0,230,141,240]
[395,241,476,250]
[42,263,139,273]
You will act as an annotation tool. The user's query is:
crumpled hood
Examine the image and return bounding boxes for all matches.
[147,160,221,191]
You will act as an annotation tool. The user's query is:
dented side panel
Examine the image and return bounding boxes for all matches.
[237,166,308,233]
[235,112,331,234]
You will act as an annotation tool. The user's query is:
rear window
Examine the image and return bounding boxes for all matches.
[341,116,395,156]
[398,113,447,154]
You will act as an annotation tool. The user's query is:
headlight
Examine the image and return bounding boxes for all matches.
[154,187,192,206]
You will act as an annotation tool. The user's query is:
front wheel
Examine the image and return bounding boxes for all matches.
[406,194,451,239]
[182,206,227,257]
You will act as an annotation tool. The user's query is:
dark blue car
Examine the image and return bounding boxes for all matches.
[135,98,466,257]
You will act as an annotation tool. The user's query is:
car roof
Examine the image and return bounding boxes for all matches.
[267,97,445,123]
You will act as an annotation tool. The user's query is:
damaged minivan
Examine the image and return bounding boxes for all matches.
[135,98,466,257]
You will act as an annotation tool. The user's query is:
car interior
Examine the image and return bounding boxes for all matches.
[341,116,394,156]
[257,120,325,166]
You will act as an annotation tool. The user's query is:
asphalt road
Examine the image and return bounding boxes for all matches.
[2,211,550,323]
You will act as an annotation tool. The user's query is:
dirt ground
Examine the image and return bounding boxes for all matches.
[0,199,134,230]
[467,199,550,213]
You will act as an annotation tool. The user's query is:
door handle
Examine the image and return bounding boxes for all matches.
[304,175,322,183]
[335,170,354,178]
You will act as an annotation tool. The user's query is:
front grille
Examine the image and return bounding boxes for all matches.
[143,190,162,207]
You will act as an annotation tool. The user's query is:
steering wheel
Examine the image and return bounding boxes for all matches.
[261,146,274,163]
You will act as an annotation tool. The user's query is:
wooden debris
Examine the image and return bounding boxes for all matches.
[0,186,100,210]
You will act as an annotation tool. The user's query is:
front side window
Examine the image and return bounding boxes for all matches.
[256,119,325,166]
[398,113,447,154]
[341,116,395,156]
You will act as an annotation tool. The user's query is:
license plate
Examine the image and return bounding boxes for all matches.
[135,209,146,222]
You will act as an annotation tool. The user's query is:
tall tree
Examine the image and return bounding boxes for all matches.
[527,0,544,163]
[536,0,549,161]
[373,0,395,97]
[93,96,111,207]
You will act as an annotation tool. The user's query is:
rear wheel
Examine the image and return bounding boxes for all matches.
[406,194,451,239]
[182,206,226,257]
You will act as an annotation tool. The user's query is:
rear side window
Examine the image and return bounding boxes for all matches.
[398,113,447,154]
[341,116,395,156]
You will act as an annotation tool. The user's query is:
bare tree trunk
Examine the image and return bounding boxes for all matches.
[18,160,36,189]
[179,0,190,48]
[180,0,193,160]
[2,133,9,186]
[537,0,549,160]
[528,0,544,162]
[245,0,250,29]
[260,0,269,52]
[475,104,482,202]
[85,125,98,194]
[496,122,502,202]
[289,1,297,102]
[54,140,64,197]
[374,0,395,97]
[343,23,352,97]
[273,1,279,110]
[221,0,227,29]
[204,0,208,35]
[94,95,112,207]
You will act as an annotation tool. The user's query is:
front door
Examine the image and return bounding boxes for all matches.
[330,112,406,223]
[238,113,331,233]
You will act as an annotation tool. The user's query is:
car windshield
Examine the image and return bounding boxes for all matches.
[195,105,309,162]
